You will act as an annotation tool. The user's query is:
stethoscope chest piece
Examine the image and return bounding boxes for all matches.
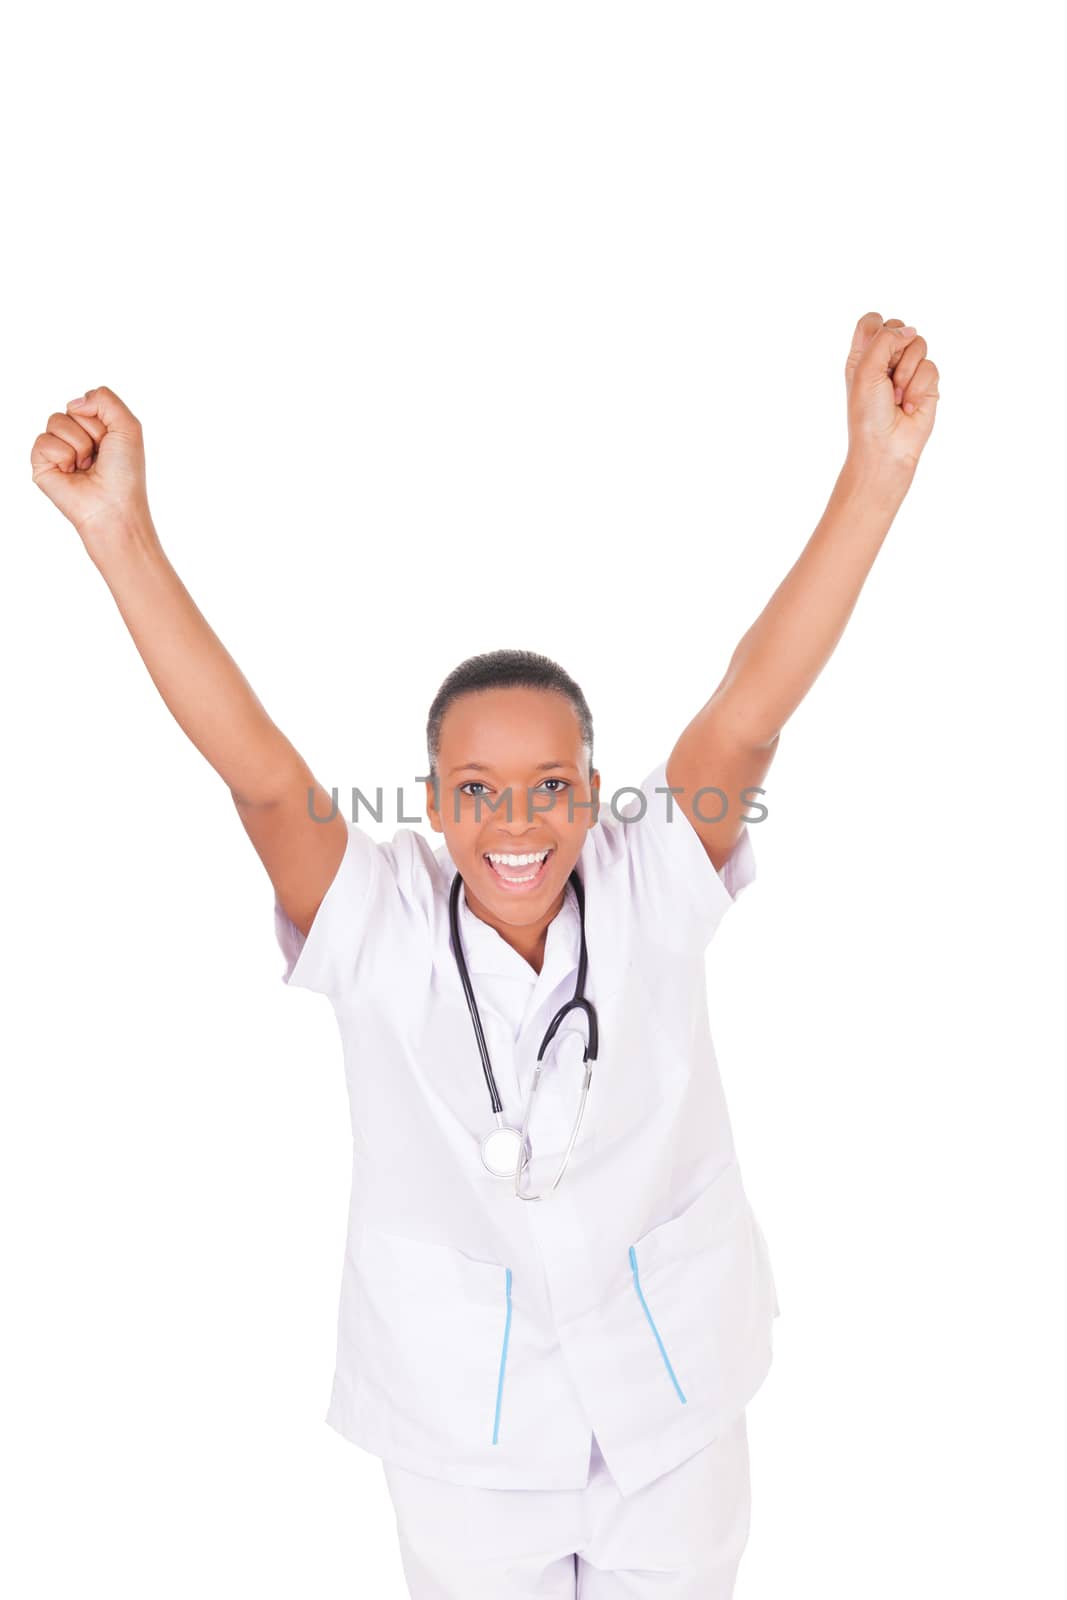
[480,1123,530,1179]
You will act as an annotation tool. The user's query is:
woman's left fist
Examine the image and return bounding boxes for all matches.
[844,312,940,479]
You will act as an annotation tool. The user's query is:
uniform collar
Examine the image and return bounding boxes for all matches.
[458,873,579,981]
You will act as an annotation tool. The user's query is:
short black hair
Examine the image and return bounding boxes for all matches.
[426,648,594,782]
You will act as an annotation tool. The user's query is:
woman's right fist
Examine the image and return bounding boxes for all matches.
[30,386,152,543]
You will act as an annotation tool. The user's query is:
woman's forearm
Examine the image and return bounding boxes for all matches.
[718,456,913,745]
[89,514,301,805]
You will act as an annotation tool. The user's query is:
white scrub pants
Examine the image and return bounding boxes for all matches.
[380,1411,751,1598]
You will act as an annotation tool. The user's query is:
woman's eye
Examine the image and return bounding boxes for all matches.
[458,778,568,799]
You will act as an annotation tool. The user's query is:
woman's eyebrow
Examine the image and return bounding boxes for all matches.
[446,760,577,776]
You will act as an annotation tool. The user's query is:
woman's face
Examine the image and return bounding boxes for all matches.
[426,685,600,933]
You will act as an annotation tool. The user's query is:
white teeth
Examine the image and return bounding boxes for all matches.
[485,849,551,883]
[486,850,551,866]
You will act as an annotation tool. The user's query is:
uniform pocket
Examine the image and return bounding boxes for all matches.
[355,1226,514,1452]
[628,1162,772,1409]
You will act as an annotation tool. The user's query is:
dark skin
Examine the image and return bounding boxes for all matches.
[425,686,602,972]
[31,314,938,961]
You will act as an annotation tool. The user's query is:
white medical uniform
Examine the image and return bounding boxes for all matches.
[273,756,780,1587]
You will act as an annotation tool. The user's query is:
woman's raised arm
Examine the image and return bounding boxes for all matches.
[30,384,347,938]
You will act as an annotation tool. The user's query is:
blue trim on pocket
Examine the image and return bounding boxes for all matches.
[492,1266,513,1444]
[629,1245,687,1404]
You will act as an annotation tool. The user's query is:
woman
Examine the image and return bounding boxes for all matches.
[29,311,939,1597]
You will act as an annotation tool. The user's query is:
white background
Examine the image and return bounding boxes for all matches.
[3,3,1064,1596]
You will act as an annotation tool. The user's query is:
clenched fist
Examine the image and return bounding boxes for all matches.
[30,386,152,544]
[844,313,940,478]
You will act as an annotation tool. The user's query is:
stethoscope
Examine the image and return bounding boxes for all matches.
[448,867,599,1200]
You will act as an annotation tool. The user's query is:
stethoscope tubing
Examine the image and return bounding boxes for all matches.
[448,864,599,1190]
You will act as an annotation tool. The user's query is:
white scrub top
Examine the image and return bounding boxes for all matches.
[273,755,780,1497]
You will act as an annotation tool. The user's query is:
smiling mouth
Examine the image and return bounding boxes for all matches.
[483,848,554,887]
